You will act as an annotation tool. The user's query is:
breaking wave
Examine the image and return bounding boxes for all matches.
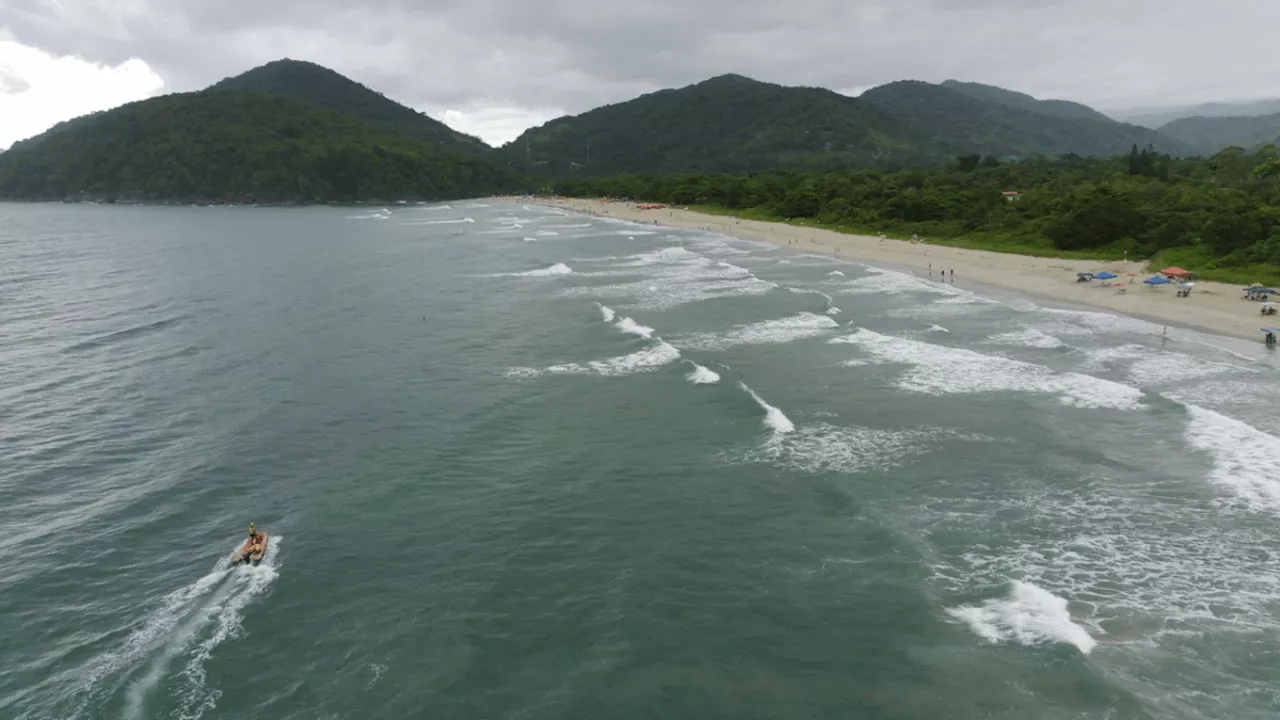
[831,328,1144,410]
[677,312,840,351]
[947,581,1097,655]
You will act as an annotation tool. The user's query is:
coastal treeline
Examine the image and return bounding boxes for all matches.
[0,91,523,204]
[551,146,1280,283]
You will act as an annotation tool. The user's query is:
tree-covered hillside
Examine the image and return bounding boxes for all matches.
[502,74,1193,177]
[500,74,935,175]
[207,59,491,153]
[0,91,523,203]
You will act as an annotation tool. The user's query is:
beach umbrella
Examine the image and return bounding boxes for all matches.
[1160,266,1191,277]
[1143,275,1171,285]
[1250,282,1264,288]
[1094,271,1117,280]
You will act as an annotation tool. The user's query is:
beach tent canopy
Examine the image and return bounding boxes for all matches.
[1261,327,1280,334]
[1094,271,1117,280]
[1245,287,1279,294]
[1143,275,1172,285]
[1161,267,1191,277]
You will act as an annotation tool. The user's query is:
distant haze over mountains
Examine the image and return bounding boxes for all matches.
[1108,98,1280,129]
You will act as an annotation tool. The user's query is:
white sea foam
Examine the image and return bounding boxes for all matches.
[1183,404,1280,513]
[684,360,721,385]
[399,216,474,226]
[1127,353,1248,386]
[918,475,1280,690]
[827,270,846,277]
[841,267,964,297]
[738,382,794,435]
[559,246,775,309]
[595,303,616,323]
[499,262,573,278]
[1081,344,1150,369]
[535,230,560,237]
[543,222,593,229]
[614,317,655,339]
[507,341,681,378]
[826,307,842,316]
[522,237,538,242]
[985,328,1066,349]
[947,581,1097,654]
[759,423,948,474]
[926,324,950,334]
[1034,306,1162,336]
[677,312,840,351]
[832,328,1144,410]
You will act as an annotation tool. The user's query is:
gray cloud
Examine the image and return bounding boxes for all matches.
[3,0,1280,141]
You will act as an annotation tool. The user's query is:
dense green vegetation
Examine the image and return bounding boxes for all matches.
[503,75,1193,176]
[550,146,1280,285]
[0,91,523,203]
[1158,112,1280,155]
[500,74,934,175]
[207,59,491,154]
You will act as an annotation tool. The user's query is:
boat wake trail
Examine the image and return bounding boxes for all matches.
[71,537,283,720]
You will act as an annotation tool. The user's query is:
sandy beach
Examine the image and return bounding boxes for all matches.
[496,195,1276,343]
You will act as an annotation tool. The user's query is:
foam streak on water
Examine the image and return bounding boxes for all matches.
[738,382,795,435]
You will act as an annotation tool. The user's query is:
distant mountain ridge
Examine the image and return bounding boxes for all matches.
[1158,112,1280,154]
[501,74,1191,175]
[1115,98,1280,128]
[859,80,1188,158]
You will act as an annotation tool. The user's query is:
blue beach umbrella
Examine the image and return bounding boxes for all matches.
[1143,275,1171,285]
[1094,271,1117,280]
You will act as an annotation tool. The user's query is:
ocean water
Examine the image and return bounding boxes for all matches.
[2,200,1279,720]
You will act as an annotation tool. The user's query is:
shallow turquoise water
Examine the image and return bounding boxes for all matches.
[2,200,1278,719]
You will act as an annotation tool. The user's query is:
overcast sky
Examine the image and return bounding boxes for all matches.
[2,0,1279,149]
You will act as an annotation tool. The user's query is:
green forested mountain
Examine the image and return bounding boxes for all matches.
[859,81,1190,158]
[552,146,1280,284]
[500,74,933,175]
[502,74,1191,176]
[1157,112,1280,155]
[0,91,522,203]
[207,59,490,153]
[939,80,1115,123]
